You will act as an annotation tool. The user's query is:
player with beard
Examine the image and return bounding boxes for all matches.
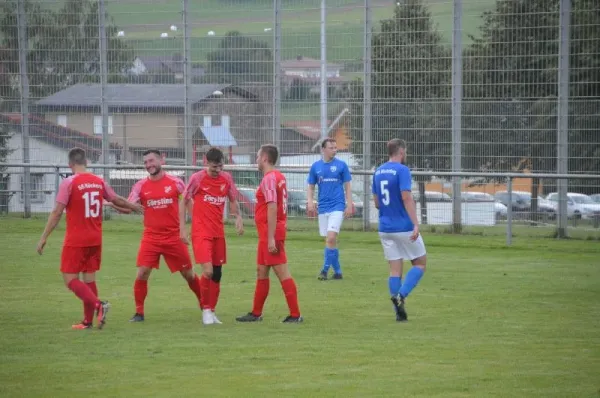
[109,149,203,322]
[181,147,244,325]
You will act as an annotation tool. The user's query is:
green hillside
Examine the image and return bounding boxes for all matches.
[106,0,496,63]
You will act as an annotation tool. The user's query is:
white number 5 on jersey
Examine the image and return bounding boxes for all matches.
[380,180,390,206]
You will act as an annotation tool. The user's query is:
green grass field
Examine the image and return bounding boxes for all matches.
[104,0,496,63]
[1,216,599,397]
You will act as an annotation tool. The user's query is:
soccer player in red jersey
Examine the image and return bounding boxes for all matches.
[181,147,244,325]
[36,147,142,330]
[236,144,303,323]
[109,149,204,322]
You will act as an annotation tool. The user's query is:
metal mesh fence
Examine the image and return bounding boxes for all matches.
[2,164,599,245]
[1,0,599,239]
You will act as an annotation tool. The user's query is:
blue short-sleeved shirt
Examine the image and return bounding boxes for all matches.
[372,161,414,233]
[307,158,352,214]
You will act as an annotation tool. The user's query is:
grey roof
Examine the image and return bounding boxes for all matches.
[36,83,233,108]
[200,126,237,147]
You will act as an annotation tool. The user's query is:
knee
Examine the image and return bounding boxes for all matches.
[202,268,213,279]
[256,265,269,279]
[137,267,151,280]
[325,235,337,247]
[211,266,222,283]
[412,257,426,272]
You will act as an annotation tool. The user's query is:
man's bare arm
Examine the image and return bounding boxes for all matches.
[40,203,66,241]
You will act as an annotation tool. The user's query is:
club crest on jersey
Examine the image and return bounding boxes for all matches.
[165,185,172,193]
[220,184,226,192]
[330,166,337,172]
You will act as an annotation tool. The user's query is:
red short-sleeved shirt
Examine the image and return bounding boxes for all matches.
[56,173,117,247]
[255,170,287,241]
[184,170,239,239]
[128,174,185,243]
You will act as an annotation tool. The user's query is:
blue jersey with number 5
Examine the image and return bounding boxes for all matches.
[372,161,414,233]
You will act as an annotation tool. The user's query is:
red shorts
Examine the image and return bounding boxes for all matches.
[257,240,287,266]
[136,240,192,273]
[60,245,102,274]
[192,236,227,265]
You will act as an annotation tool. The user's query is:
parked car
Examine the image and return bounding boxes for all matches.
[461,192,508,218]
[493,191,556,218]
[412,191,452,203]
[545,192,600,219]
[287,189,308,216]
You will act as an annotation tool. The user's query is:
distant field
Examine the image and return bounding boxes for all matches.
[103,0,496,63]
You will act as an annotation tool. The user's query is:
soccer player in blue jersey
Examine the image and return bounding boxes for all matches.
[307,138,354,280]
[372,138,427,321]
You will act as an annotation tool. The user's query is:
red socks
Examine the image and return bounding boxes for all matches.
[134,279,148,315]
[252,279,270,317]
[199,275,211,310]
[68,279,99,308]
[281,278,301,318]
[83,281,98,324]
[187,274,203,308]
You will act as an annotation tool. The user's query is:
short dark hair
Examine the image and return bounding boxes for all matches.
[68,147,87,165]
[387,138,407,157]
[205,147,224,164]
[142,149,162,157]
[321,138,336,148]
[260,144,279,165]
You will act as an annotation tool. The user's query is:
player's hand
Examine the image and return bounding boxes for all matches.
[268,238,278,253]
[344,204,354,219]
[410,226,420,242]
[132,203,144,214]
[36,238,47,255]
[180,231,190,245]
[306,201,316,217]
[235,216,244,235]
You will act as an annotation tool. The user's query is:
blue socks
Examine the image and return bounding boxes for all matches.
[322,248,342,275]
[331,248,341,275]
[322,248,334,273]
[399,267,424,298]
[388,276,402,296]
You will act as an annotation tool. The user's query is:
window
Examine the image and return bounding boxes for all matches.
[93,116,113,135]
[57,115,67,127]
[20,173,45,203]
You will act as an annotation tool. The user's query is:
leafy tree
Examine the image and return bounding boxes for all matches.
[204,31,273,84]
[462,0,600,212]
[348,0,452,223]
[0,0,132,102]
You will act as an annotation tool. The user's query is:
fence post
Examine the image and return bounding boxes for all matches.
[273,0,282,151]
[319,0,328,142]
[556,0,571,239]
[362,0,372,231]
[506,176,513,246]
[183,0,193,179]
[98,0,109,178]
[54,166,60,202]
[17,0,31,218]
[451,0,463,233]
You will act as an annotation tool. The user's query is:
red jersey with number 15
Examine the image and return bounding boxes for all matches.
[255,170,287,241]
[56,173,117,247]
[128,174,185,243]
[184,170,239,238]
